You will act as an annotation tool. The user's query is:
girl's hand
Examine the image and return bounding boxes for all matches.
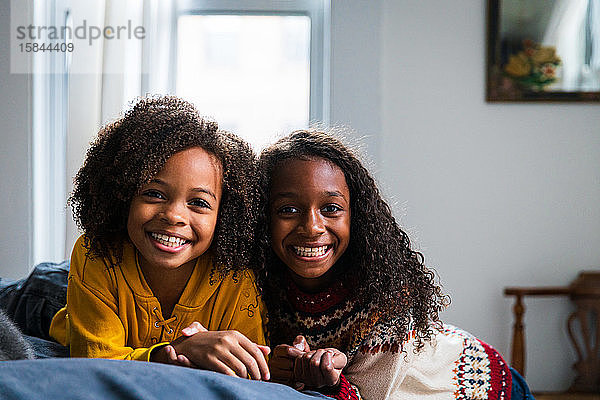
[165,344,190,366]
[171,323,271,381]
[288,335,346,389]
[152,322,207,367]
[160,322,270,372]
[269,344,305,385]
[293,347,347,389]
[164,322,208,367]
[177,322,270,367]
[270,335,346,390]
[269,335,311,386]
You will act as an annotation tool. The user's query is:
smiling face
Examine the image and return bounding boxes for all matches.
[269,157,351,291]
[127,147,222,274]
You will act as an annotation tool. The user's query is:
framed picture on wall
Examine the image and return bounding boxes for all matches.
[486,0,600,102]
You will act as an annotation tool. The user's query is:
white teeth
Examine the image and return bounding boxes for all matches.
[293,245,329,257]
[150,233,188,248]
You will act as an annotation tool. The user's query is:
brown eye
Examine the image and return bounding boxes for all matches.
[189,198,211,209]
[278,206,299,214]
[322,204,342,213]
[142,190,164,200]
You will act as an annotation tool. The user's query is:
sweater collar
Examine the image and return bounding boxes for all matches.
[285,275,351,314]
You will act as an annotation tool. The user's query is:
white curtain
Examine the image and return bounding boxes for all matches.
[543,0,589,90]
[64,0,173,254]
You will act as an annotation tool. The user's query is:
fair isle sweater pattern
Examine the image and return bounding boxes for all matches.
[270,278,381,360]
[443,325,512,400]
[271,278,512,399]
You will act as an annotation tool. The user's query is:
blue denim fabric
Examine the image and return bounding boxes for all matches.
[0,262,70,358]
[24,334,69,358]
[0,358,330,400]
[0,261,69,341]
[510,367,536,400]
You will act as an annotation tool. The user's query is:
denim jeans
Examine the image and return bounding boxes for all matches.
[0,261,69,357]
[510,367,536,400]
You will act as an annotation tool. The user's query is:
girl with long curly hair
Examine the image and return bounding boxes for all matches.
[49,96,270,380]
[259,130,515,399]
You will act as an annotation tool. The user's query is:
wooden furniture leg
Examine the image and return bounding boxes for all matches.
[504,286,570,378]
[510,293,525,376]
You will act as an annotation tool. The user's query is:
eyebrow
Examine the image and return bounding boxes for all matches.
[273,192,296,198]
[325,190,346,199]
[273,190,348,201]
[151,179,217,200]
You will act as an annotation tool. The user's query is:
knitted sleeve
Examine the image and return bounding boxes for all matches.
[319,374,362,400]
[478,339,512,400]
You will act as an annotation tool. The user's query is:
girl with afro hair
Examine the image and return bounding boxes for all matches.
[49,96,271,381]
[259,130,519,399]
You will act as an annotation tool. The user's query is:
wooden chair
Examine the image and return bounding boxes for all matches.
[505,272,600,399]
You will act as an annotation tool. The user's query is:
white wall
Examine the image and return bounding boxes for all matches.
[0,0,33,279]
[380,0,600,391]
[330,1,382,164]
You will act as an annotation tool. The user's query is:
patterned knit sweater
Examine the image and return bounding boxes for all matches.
[269,278,512,400]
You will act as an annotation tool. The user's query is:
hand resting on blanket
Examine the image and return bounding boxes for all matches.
[269,335,347,391]
[152,321,271,381]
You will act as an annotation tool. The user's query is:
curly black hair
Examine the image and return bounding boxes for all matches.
[257,129,448,349]
[70,95,259,273]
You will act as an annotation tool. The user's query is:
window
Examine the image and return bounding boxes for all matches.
[32,0,70,265]
[29,0,330,266]
[144,0,329,149]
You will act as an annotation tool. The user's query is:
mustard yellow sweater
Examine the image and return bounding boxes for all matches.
[50,236,266,361]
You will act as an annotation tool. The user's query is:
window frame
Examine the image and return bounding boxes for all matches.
[143,0,330,124]
[31,0,70,266]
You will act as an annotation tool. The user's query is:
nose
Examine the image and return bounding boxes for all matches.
[299,209,326,236]
[159,201,187,225]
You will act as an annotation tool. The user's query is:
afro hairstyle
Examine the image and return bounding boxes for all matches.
[70,95,260,273]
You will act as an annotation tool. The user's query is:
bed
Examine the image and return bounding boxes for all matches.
[0,357,327,400]
[0,262,330,399]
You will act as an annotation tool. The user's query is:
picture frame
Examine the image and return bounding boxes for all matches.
[486,0,600,102]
